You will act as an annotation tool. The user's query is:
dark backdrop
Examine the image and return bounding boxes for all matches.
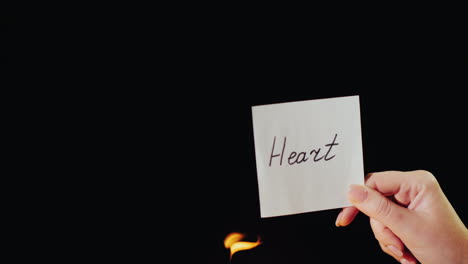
[154,12,467,263]
[4,6,466,264]
[194,91,467,263]
[184,49,467,263]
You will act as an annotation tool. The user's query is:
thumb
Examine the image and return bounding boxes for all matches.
[347,184,412,233]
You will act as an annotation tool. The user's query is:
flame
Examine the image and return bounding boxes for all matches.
[224,232,261,259]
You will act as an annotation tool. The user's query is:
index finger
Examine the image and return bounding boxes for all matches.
[337,170,422,227]
[335,171,401,227]
[365,171,413,195]
[366,170,436,207]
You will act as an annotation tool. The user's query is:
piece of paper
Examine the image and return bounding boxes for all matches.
[252,96,364,218]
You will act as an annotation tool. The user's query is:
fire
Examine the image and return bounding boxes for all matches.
[224,232,261,259]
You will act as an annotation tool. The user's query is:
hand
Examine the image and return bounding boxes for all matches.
[335,170,468,264]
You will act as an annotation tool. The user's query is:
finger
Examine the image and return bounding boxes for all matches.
[378,241,419,264]
[366,170,442,211]
[335,206,359,227]
[400,253,419,264]
[347,184,415,235]
[365,171,411,195]
[365,171,415,208]
[378,241,403,263]
[370,218,404,255]
[336,171,408,227]
[371,219,420,264]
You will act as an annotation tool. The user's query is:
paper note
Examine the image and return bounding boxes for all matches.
[252,96,364,218]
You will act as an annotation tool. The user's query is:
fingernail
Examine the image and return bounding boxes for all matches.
[401,259,410,264]
[348,184,368,204]
[335,211,343,227]
[387,245,403,257]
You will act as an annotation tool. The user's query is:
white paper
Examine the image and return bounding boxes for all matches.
[252,96,364,218]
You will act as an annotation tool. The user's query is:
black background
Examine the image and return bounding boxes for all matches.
[3,5,467,264]
[192,90,467,264]
[80,11,466,263]
[180,22,467,263]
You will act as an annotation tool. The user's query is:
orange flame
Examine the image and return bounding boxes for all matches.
[224,232,261,259]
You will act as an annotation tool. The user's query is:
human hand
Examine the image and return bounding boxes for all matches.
[335,170,468,264]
